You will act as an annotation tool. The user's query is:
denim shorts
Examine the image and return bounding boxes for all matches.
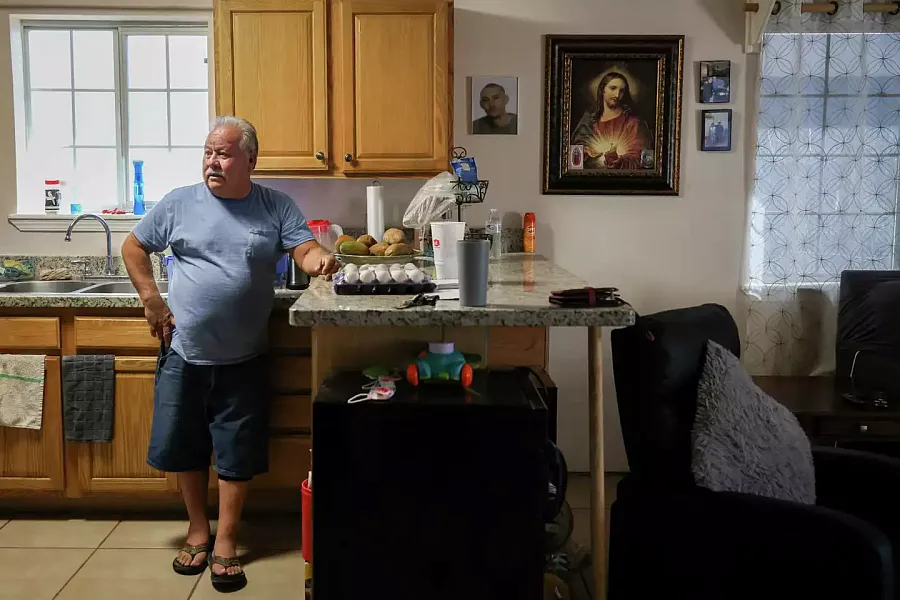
[146,345,272,480]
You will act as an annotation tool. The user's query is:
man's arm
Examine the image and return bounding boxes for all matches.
[289,240,339,277]
[122,232,175,346]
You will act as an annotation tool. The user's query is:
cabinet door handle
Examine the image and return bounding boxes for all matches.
[344,153,353,162]
[315,151,325,161]
[860,424,869,433]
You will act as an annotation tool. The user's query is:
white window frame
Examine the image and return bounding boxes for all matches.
[20,20,209,213]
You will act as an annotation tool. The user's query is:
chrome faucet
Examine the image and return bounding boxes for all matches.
[65,214,115,277]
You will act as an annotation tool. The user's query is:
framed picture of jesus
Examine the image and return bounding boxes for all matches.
[543,35,685,195]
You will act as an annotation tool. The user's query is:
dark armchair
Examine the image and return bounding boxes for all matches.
[609,303,900,600]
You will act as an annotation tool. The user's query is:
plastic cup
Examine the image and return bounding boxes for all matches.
[434,261,458,280]
[430,221,466,265]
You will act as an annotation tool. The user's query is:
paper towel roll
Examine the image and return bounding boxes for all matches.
[366,184,385,242]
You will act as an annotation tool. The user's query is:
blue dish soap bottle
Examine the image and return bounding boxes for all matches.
[133,160,145,216]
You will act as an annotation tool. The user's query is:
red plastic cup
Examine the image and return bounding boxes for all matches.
[301,478,312,563]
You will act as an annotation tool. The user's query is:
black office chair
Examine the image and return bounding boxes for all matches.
[608,303,900,600]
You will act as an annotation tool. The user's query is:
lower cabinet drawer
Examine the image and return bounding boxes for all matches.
[271,356,312,392]
[253,436,311,490]
[270,395,311,431]
[75,317,156,350]
[0,317,60,349]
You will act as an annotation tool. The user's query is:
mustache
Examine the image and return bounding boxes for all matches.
[206,169,225,179]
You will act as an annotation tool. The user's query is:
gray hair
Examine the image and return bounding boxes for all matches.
[210,116,259,159]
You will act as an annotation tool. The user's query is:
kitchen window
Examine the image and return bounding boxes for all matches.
[17,23,209,215]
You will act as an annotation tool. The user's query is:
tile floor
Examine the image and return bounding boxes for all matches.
[0,474,620,599]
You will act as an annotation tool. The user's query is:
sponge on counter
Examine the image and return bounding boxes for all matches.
[39,268,73,281]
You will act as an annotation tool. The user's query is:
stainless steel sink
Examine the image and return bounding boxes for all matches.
[0,281,95,293]
[81,281,168,295]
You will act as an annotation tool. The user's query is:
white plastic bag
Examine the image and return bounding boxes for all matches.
[402,171,459,228]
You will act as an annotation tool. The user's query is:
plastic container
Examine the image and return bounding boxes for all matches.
[44,180,61,213]
[332,271,436,295]
[133,161,145,216]
[524,212,536,253]
[302,478,312,564]
[307,219,344,250]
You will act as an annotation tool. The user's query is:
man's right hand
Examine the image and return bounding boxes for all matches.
[144,295,175,347]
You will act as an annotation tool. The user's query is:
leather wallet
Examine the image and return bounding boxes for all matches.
[549,287,623,308]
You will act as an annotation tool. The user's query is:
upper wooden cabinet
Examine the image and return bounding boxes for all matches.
[213,0,451,176]
[215,0,329,172]
[332,0,450,174]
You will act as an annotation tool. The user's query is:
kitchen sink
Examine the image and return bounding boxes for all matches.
[0,281,95,293]
[81,281,168,295]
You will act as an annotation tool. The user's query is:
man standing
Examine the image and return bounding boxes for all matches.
[472,83,518,135]
[122,116,337,592]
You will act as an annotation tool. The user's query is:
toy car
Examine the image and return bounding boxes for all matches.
[406,342,474,389]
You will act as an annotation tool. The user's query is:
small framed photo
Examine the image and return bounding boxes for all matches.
[701,109,732,152]
[471,76,518,135]
[699,60,730,104]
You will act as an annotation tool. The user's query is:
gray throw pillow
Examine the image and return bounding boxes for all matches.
[691,341,816,505]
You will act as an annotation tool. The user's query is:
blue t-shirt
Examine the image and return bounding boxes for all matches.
[132,182,315,365]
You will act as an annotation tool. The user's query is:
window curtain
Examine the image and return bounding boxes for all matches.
[743,0,900,376]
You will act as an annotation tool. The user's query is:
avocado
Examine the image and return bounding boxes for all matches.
[339,241,370,256]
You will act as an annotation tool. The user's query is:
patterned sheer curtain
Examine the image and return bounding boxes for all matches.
[744,0,900,376]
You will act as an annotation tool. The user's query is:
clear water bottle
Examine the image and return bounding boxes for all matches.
[485,208,502,260]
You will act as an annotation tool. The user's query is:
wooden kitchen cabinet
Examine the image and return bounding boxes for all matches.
[72,357,177,494]
[0,357,65,491]
[214,0,329,172]
[332,0,450,174]
[213,0,451,176]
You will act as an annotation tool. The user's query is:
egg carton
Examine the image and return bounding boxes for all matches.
[332,267,437,296]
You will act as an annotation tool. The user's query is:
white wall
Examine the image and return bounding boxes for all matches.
[449,0,751,471]
[0,0,753,472]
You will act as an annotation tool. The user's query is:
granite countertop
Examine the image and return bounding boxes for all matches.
[0,287,303,309]
[289,254,636,328]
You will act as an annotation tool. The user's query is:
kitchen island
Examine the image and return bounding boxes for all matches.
[290,254,636,599]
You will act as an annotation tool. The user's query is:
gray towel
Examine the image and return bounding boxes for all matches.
[63,355,115,442]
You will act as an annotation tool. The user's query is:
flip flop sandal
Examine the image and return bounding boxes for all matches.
[172,538,213,576]
[209,554,247,592]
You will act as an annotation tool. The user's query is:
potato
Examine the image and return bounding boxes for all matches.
[382,228,406,245]
[369,242,389,256]
[357,234,377,247]
[384,243,414,257]
[334,235,356,252]
[339,240,370,256]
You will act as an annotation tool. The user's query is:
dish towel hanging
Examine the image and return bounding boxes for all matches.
[63,355,115,442]
[0,354,46,430]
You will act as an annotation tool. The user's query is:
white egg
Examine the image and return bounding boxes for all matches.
[374,264,389,272]
[404,263,417,271]
[376,270,393,284]
[408,269,426,283]
[343,263,358,273]
[359,270,376,284]
[344,270,360,284]
[391,270,409,283]
[360,264,374,272]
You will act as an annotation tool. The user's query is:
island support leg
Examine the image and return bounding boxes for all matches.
[588,325,607,600]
